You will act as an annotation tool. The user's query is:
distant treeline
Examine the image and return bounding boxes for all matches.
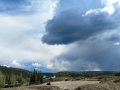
[52,71,117,77]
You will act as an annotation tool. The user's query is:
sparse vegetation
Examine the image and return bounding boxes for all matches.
[75,72,120,90]
[96,75,120,82]
[75,82,120,90]
[2,85,63,90]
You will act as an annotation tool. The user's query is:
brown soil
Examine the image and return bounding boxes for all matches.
[38,81,100,90]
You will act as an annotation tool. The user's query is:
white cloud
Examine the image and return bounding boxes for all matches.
[114,42,120,45]
[2,64,10,68]
[83,5,115,16]
[102,5,115,15]
[83,0,120,16]
[49,0,58,14]
[0,0,66,71]
[47,64,53,69]
[83,8,102,16]
[102,0,120,6]
[101,0,120,15]
[11,60,24,68]
[32,63,41,67]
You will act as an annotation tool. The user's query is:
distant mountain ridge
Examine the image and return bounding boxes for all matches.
[53,71,117,77]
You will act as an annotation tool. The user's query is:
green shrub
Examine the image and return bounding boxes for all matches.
[0,71,5,88]
[97,75,120,82]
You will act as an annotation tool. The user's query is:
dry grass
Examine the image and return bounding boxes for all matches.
[75,82,120,90]
[1,86,30,90]
[28,86,63,90]
[1,85,63,90]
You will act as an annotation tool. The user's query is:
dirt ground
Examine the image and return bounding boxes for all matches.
[40,81,100,90]
[75,82,120,90]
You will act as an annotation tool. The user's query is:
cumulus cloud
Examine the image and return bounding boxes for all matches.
[49,0,58,14]
[42,0,119,45]
[11,60,24,68]
[102,0,120,6]
[41,0,120,71]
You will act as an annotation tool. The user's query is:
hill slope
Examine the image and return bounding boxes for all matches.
[0,65,31,79]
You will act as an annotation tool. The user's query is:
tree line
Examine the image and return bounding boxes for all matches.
[53,71,117,78]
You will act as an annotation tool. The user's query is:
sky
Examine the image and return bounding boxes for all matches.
[0,0,120,72]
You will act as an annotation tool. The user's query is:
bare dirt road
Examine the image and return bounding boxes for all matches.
[41,81,100,90]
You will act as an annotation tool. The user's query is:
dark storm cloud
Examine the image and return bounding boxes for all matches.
[42,0,118,44]
[41,0,120,71]
[42,10,118,44]
[108,34,120,42]
[53,37,120,71]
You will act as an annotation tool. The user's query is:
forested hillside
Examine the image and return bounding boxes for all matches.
[0,66,43,88]
[0,66,31,78]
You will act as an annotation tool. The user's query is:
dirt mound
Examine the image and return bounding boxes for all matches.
[75,82,120,90]
[29,86,63,90]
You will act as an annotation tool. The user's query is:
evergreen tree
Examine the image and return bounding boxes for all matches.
[39,71,43,84]
[30,69,36,84]
[30,69,43,85]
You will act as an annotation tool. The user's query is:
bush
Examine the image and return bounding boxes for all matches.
[115,72,120,76]
[46,82,51,85]
[97,75,120,82]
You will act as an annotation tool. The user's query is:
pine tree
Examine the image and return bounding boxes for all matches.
[39,71,43,84]
[29,69,43,85]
